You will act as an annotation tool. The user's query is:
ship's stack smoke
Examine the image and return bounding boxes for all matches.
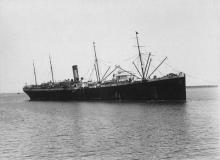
[72,65,79,82]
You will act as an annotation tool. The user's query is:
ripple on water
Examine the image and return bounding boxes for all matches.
[0,88,220,159]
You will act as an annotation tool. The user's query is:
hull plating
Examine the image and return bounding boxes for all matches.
[23,77,186,101]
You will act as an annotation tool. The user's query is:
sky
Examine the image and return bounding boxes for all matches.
[0,0,220,93]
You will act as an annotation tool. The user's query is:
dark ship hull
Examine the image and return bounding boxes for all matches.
[23,76,186,101]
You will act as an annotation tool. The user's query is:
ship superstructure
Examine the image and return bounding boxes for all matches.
[23,32,186,101]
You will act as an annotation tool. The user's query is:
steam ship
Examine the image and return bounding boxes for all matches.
[23,32,186,101]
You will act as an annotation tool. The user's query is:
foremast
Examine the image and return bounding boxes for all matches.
[93,42,101,83]
[135,32,167,81]
[135,32,145,80]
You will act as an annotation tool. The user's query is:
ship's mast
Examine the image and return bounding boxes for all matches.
[93,42,101,82]
[33,60,37,85]
[135,32,145,80]
[49,55,55,83]
[145,58,152,78]
[94,64,99,82]
[144,52,151,77]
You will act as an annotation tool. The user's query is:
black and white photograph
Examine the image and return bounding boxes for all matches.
[0,0,219,159]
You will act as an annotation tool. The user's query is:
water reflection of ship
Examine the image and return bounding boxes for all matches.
[23,32,186,101]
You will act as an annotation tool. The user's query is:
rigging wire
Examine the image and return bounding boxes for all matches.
[164,62,181,73]
[82,63,94,79]
[98,59,112,67]
[88,65,95,81]
[99,54,139,65]
[120,54,140,62]
[164,62,218,84]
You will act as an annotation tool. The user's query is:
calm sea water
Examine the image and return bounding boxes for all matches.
[0,88,219,160]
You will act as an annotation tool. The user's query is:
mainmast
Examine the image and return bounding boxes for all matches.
[49,55,55,83]
[135,32,145,80]
[33,60,37,85]
[93,42,101,82]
